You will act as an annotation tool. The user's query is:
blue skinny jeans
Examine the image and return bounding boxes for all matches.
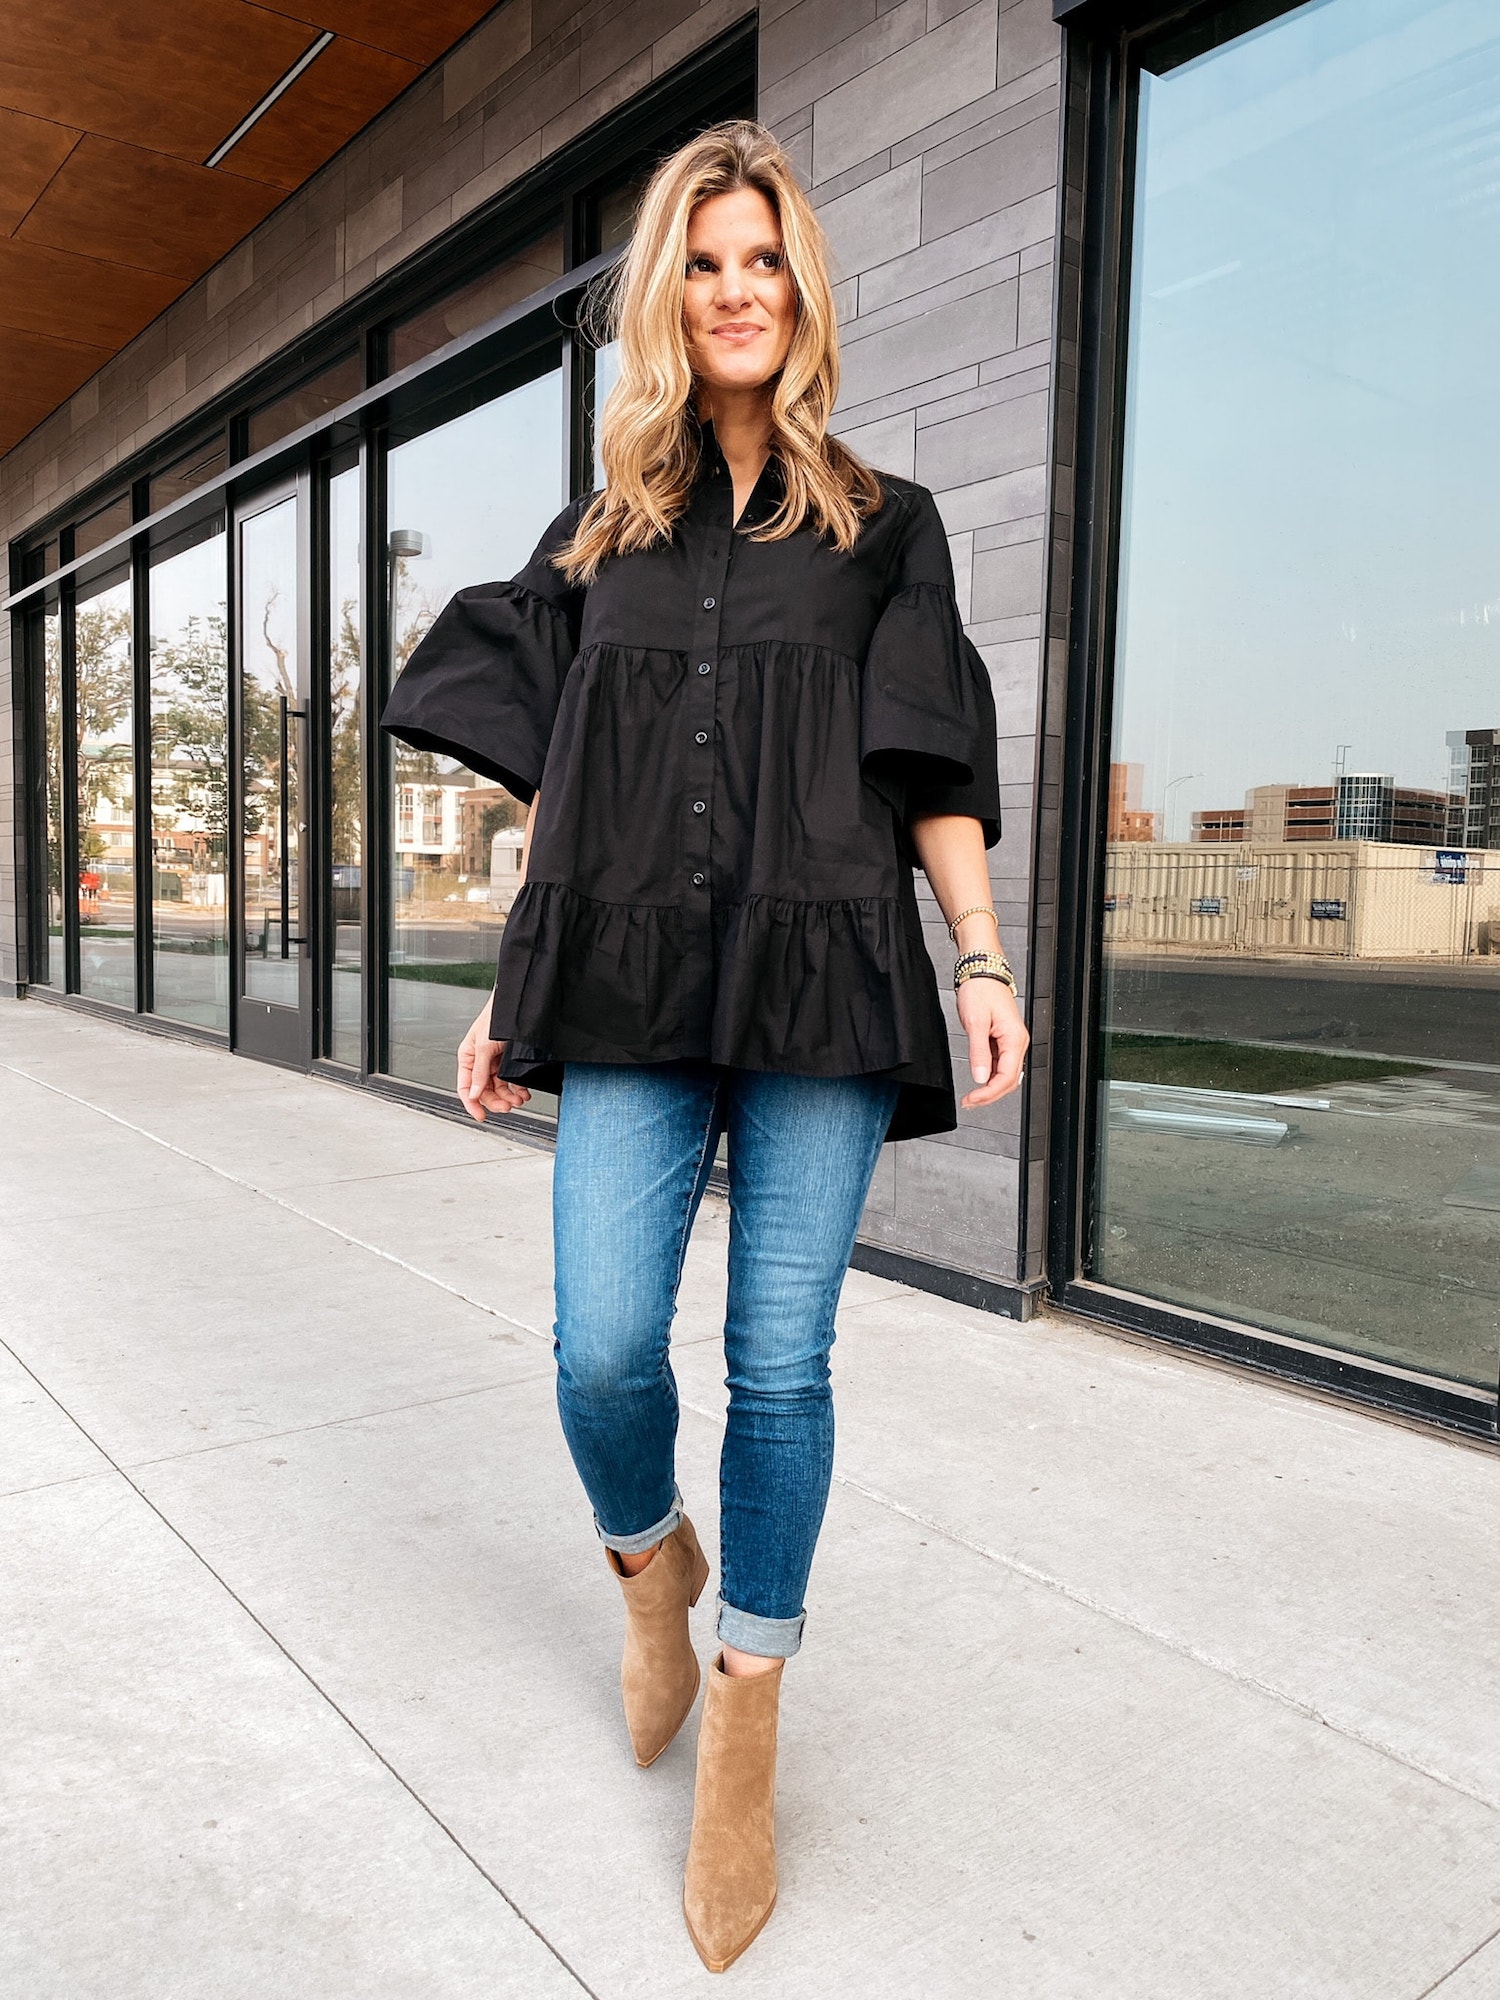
[551,1060,901,1658]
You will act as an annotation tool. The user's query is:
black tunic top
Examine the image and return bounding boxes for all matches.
[379,413,1002,1142]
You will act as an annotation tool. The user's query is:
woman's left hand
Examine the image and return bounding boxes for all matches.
[956,980,1029,1107]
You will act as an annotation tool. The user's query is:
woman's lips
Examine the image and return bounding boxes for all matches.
[712,325,762,342]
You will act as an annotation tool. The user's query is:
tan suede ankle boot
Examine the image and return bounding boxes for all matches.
[682,1650,785,1972]
[606,1512,710,1767]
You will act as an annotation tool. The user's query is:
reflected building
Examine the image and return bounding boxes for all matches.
[1447,729,1500,849]
[1106,763,1160,842]
[1193,776,1455,846]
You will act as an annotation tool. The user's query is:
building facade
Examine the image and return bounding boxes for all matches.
[4,0,1498,1439]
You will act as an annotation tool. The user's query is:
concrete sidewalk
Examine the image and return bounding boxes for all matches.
[2,997,1498,2000]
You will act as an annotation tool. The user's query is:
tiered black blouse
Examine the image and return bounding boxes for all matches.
[380,413,1001,1142]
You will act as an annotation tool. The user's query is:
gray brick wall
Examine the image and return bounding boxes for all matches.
[1,0,1065,1287]
[791,0,1062,1281]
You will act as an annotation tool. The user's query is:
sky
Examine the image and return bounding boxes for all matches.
[1112,0,1500,836]
[388,368,565,616]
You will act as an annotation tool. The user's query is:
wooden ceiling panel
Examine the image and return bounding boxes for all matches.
[260,1,498,67]
[18,136,285,281]
[0,0,315,164]
[0,326,115,456]
[223,38,421,191]
[0,4,507,460]
[0,240,183,346]
[0,108,81,235]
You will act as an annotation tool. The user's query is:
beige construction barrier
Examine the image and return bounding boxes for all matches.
[1102,841,1496,960]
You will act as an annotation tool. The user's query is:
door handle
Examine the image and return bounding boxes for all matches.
[277,696,308,960]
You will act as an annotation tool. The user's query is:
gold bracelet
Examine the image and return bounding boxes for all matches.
[954,950,1017,997]
[947,904,998,942]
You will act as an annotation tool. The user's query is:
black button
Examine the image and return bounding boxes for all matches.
[695,731,708,744]
[693,800,706,814]
[692,871,706,886]
[698,662,711,675]
[702,596,715,609]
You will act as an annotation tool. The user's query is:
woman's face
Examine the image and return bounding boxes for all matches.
[682,185,796,400]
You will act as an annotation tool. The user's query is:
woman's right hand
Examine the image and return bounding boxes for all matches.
[458,997,532,1122]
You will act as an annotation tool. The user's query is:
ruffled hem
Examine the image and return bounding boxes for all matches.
[488,881,958,1142]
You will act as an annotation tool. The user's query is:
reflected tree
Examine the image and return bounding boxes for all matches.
[74,596,133,867]
[151,610,228,874]
[331,592,361,872]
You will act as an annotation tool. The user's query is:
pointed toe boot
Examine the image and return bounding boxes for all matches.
[607,1511,711,1767]
[682,1651,785,1973]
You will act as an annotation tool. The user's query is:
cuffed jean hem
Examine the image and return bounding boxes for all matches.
[715,1592,806,1659]
[592,1483,683,1555]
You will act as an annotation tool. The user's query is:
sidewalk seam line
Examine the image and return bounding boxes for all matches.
[124,1366,559,1470]
[0,1331,602,2000]
[1413,1919,1500,1998]
[0,1065,552,1342]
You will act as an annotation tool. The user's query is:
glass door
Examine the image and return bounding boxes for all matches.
[235,478,312,1065]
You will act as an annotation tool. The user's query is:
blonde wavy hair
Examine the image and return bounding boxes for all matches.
[553,118,885,585]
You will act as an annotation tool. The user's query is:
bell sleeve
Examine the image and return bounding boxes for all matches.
[378,494,589,804]
[860,484,1002,848]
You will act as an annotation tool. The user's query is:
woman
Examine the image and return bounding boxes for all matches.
[381,119,1027,1971]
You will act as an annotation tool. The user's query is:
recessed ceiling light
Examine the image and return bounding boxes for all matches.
[205,31,336,169]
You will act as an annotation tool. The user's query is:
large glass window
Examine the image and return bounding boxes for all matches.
[1095,0,1500,1388]
[75,572,135,1007]
[37,602,65,988]
[149,520,229,1030]
[328,463,363,1066]
[385,367,564,1090]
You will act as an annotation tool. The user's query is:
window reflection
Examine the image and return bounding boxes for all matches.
[246,354,362,457]
[149,522,229,1030]
[76,574,135,1006]
[328,464,363,1065]
[150,439,228,515]
[595,167,650,252]
[389,228,566,373]
[37,604,64,988]
[74,496,133,561]
[385,367,563,1094]
[1096,0,1500,1387]
[591,339,621,490]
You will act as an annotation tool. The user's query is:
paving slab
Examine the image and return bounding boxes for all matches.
[287,1155,902,1349]
[672,1291,1500,1808]
[0,1184,555,1464]
[0,1470,587,2000]
[0,1066,243,1226]
[131,1381,1500,2000]
[1,1005,535,1185]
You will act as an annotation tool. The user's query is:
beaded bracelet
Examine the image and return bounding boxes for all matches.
[954,948,1018,998]
[946,904,998,941]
